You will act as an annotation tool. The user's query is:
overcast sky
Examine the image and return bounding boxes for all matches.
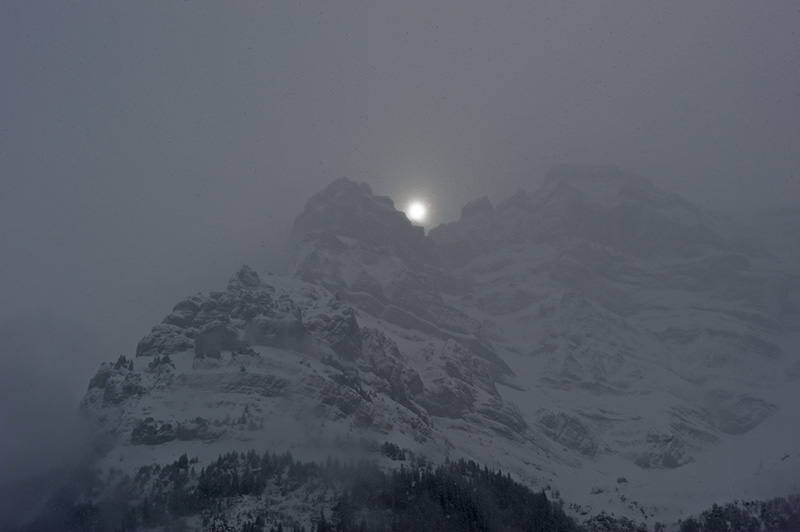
[1,2,799,472]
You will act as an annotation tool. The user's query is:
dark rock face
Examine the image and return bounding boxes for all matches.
[706,390,777,435]
[131,417,178,445]
[87,359,145,406]
[135,268,314,358]
[387,272,480,336]
[229,264,261,289]
[291,177,437,267]
[634,433,691,469]
[244,314,305,349]
[225,373,289,398]
[162,298,201,328]
[195,322,240,357]
[359,328,426,417]
[135,324,193,358]
[304,300,361,359]
[130,416,221,445]
[102,373,144,405]
[538,412,598,457]
[243,294,306,349]
[413,339,527,438]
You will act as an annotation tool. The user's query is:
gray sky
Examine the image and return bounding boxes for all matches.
[1,0,799,450]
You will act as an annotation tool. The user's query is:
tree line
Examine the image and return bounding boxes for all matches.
[13,443,800,532]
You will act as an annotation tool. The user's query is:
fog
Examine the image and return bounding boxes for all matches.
[0,314,99,482]
[1,1,798,486]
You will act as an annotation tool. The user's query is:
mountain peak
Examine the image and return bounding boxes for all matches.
[290,178,437,272]
[292,178,419,243]
[228,264,261,290]
[319,177,380,204]
[460,196,494,220]
[541,164,666,207]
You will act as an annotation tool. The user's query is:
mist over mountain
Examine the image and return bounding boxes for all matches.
[4,2,799,530]
[0,314,100,482]
[6,167,798,531]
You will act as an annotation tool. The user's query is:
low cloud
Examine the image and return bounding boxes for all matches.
[0,312,105,483]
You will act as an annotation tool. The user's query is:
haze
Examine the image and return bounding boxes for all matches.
[1,2,798,483]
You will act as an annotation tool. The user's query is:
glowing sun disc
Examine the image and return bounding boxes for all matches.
[407,201,427,222]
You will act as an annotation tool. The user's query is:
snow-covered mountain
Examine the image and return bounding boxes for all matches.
[76,166,800,528]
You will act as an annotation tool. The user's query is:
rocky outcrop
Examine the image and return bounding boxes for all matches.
[706,390,777,435]
[633,432,692,469]
[244,296,306,350]
[135,324,193,357]
[134,267,318,360]
[538,411,598,456]
[86,356,145,406]
[195,322,240,357]
[229,264,262,289]
[303,299,361,359]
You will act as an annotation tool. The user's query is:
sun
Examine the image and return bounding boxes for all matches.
[406,201,427,223]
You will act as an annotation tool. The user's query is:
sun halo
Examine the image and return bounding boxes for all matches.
[406,201,427,223]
